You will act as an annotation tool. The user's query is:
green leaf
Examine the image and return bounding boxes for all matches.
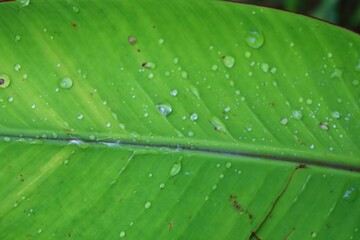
[0,0,359,239]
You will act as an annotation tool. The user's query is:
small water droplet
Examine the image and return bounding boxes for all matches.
[14,35,21,42]
[159,183,165,189]
[72,6,80,13]
[158,38,164,45]
[306,99,313,105]
[173,57,179,64]
[58,77,73,89]
[128,36,136,45]
[18,0,30,7]
[245,30,264,49]
[212,184,217,190]
[189,113,198,121]
[330,68,343,79]
[352,79,359,86]
[77,114,84,120]
[37,229,42,234]
[226,162,232,168]
[8,96,14,102]
[0,74,11,89]
[222,55,235,68]
[181,71,188,79]
[31,104,36,109]
[270,67,277,74]
[4,137,11,142]
[292,110,302,120]
[169,160,181,177]
[219,174,224,179]
[280,118,288,125]
[211,64,218,71]
[311,232,317,238]
[245,51,251,58]
[343,188,358,202]
[119,231,126,238]
[170,89,178,96]
[142,62,156,70]
[144,201,152,209]
[310,144,315,149]
[319,122,329,130]
[156,103,172,116]
[261,63,269,72]
[331,111,340,119]
[14,64,21,71]
[354,59,360,72]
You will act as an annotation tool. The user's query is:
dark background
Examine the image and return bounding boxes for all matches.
[228,0,360,33]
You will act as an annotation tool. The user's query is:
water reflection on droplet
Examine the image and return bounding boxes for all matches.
[156,103,172,116]
[222,55,235,68]
[245,30,264,49]
[58,77,73,89]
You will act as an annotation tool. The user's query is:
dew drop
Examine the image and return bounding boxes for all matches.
[0,74,11,89]
[156,103,172,116]
[119,231,126,238]
[222,55,235,68]
[352,79,359,86]
[144,201,152,209]
[311,232,317,238]
[77,114,84,120]
[292,110,303,120]
[245,30,264,49]
[159,183,165,189]
[158,38,164,45]
[173,57,179,64]
[14,35,21,42]
[261,63,269,73]
[142,62,156,70]
[4,137,11,142]
[211,64,218,71]
[343,188,358,202]
[330,68,343,79]
[170,89,178,96]
[319,122,329,130]
[169,160,181,177]
[181,71,188,79]
[18,0,30,7]
[189,113,198,121]
[226,162,232,168]
[128,36,136,45]
[72,6,80,13]
[280,118,288,125]
[58,77,73,89]
[331,111,341,119]
[14,64,21,71]
[245,51,251,58]
[355,59,360,72]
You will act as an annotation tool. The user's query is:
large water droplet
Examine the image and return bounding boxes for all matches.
[222,55,235,68]
[58,77,73,89]
[245,30,264,49]
[169,160,181,177]
[156,103,172,116]
[0,74,11,89]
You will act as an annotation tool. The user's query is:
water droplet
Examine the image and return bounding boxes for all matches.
[310,144,315,149]
[331,111,340,119]
[189,113,198,121]
[222,55,235,68]
[0,74,11,89]
[170,89,178,96]
[210,116,227,132]
[148,73,154,79]
[245,30,264,49]
[261,63,269,72]
[226,162,232,168]
[219,174,224,179]
[156,103,172,116]
[144,201,152,209]
[212,184,217,190]
[142,62,156,70]
[159,183,165,189]
[173,57,179,64]
[37,229,42,234]
[14,64,21,71]
[77,114,84,120]
[292,110,303,120]
[58,77,73,89]
[158,38,164,45]
[311,232,317,238]
[18,0,30,7]
[245,51,251,58]
[352,79,359,86]
[128,36,136,45]
[119,231,126,238]
[4,137,11,142]
[31,104,36,109]
[211,64,218,71]
[306,99,313,105]
[72,6,80,13]
[14,35,21,42]
[8,96,14,102]
[354,59,360,72]
[169,160,181,177]
[319,122,329,130]
[181,71,188,79]
[280,118,288,125]
[330,68,343,79]
[343,188,358,202]
[270,67,277,74]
